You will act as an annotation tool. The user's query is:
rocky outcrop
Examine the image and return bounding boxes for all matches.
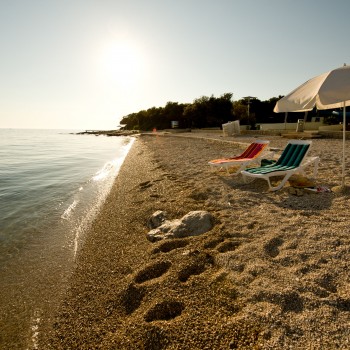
[147,211,214,242]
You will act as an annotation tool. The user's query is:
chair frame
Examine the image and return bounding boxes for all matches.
[241,140,320,191]
[208,140,271,175]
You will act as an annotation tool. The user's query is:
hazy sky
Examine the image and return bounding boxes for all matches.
[1,0,349,130]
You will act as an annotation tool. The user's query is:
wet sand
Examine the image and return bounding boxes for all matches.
[45,133,350,349]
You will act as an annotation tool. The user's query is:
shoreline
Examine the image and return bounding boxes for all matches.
[45,133,350,349]
[75,129,139,137]
[0,130,134,350]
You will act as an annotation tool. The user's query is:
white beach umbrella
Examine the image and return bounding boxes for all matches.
[274,64,350,188]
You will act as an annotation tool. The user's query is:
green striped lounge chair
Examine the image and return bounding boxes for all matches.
[241,140,320,191]
[208,140,270,175]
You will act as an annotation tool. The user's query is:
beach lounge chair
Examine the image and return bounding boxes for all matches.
[241,140,320,191]
[208,140,270,175]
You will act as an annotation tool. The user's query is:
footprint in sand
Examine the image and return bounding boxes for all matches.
[139,180,153,189]
[334,298,350,312]
[118,283,145,315]
[188,190,209,201]
[151,239,189,254]
[263,237,284,258]
[280,291,304,312]
[253,290,304,313]
[134,260,171,284]
[216,240,241,253]
[178,253,214,282]
[144,300,184,322]
[315,273,337,293]
[203,237,225,249]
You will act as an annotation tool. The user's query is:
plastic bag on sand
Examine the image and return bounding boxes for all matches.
[304,186,331,193]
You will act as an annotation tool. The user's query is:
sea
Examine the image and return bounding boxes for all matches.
[0,128,134,349]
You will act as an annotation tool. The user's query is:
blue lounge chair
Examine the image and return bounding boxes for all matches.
[241,140,320,191]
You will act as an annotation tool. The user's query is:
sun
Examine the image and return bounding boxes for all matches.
[99,41,144,89]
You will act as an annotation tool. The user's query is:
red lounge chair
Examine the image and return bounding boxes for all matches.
[208,140,270,175]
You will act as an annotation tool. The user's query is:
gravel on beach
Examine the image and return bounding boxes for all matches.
[45,132,350,349]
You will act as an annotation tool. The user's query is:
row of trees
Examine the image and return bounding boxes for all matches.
[119,93,320,131]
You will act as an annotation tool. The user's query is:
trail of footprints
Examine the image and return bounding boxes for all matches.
[119,236,241,323]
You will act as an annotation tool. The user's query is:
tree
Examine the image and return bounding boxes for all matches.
[233,100,253,125]
[163,102,186,128]
[119,93,295,130]
[183,93,234,129]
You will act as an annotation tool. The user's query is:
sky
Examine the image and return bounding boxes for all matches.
[1,0,349,130]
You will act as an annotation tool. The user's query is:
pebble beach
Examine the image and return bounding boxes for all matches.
[45,132,350,349]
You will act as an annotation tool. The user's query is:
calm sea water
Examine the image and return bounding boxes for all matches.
[0,129,134,349]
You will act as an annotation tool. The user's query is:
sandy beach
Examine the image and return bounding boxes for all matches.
[45,132,350,349]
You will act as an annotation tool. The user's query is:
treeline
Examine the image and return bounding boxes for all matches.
[119,93,311,131]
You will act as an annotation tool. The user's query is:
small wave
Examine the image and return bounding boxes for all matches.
[92,161,115,182]
[29,309,41,350]
[61,200,79,220]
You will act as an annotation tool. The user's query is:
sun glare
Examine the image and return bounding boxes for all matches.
[99,41,144,89]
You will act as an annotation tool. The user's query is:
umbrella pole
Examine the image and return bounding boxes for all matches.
[342,102,346,188]
[284,112,287,129]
